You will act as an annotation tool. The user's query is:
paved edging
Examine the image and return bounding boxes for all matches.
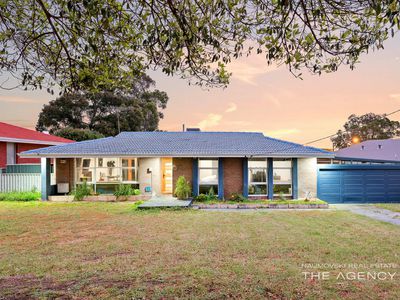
[333,204,400,226]
[195,203,329,209]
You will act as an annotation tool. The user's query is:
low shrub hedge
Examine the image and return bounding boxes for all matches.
[0,191,40,201]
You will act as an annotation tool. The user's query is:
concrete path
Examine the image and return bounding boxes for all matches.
[138,195,192,208]
[333,204,400,226]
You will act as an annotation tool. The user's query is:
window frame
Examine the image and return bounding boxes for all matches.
[273,158,293,197]
[198,158,219,195]
[248,158,268,196]
[75,157,139,193]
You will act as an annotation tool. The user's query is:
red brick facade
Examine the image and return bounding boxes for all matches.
[55,158,74,191]
[172,158,193,194]
[223,158,244,199]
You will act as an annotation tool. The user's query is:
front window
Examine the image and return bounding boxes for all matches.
[273,158,292,196]
[76,158,95,183]
[199,159,218,195]
[75,158,138,189]
[248,159,267,195]
[96,158,121,183]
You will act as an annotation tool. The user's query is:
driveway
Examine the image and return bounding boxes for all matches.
[333,204,400,226]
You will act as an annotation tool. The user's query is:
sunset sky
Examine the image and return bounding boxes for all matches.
[1,35,399,148]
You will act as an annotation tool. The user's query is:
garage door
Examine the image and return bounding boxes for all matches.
[318,165,400,203]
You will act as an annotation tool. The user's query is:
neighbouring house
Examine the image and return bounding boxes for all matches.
[334,139,400,163]
[316,139,400,204]
[0,122,73,173]
[20,131,332,200]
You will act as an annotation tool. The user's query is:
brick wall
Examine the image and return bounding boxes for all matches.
[16,143,47,164]
[223,158,243,199]
[55,158,74,192]
[172,158,193,194]
[0,142,6,168]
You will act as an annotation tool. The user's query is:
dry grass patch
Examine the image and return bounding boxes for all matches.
[0,202,399,299]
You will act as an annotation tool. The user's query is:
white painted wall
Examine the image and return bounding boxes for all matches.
[138,158,161,196]
[6,143,15,165]
[297,158,318,199]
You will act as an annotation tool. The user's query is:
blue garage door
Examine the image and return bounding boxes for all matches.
[318,165,400,203]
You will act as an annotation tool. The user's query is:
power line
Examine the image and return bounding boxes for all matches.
[263,108,400,155]
[302,108,400,147]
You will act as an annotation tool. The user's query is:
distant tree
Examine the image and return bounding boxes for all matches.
[54,128,104,141]
[331,113,400,149]
[1,1,399,92]
[36,75,168,137]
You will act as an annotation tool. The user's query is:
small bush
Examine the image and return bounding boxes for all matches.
[229,192,247,202]
[206,187,218,201]
[72,181,93,201]
[114,184,141,200]
[0,190,40,201]
[174,176,191,200]
[194,193,208,202]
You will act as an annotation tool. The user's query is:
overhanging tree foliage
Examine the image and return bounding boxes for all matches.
[331,113,400,149]
[36,75,168,137]
[1,0,399,92]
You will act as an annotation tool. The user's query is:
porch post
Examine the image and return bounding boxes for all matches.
[218,158,224,200]
[242,157,248,197]
[292,158,298,199]
[192,158,199,197]
[267,158,274,199]
[41,157,51,201]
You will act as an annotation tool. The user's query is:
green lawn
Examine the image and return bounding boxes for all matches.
[0,202,399,299]
[374,204,400,213]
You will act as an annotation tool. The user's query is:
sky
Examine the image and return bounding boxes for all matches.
[1,35,399,148]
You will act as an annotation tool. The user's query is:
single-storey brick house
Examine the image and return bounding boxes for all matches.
[20,131,333,200]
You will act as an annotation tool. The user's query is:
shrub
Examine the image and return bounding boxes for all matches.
[0,190,40,201]
[114,184,141,200]
[206,187,218,201]
[174,176,191,200]
[72,181,93,201]
[229,192,247,202]
[194,193,208,202]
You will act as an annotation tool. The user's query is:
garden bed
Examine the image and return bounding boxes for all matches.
[194,199,329,209]
[48,195,151,202]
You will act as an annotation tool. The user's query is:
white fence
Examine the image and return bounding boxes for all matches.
[0,173,41,192]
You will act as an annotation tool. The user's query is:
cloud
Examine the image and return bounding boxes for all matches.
[0,95,41,104]
[265,128,300,137]
[264,94,281,108]
[389,93,400,100]
[228,55,278,85]
[197,113,222,130]
[225,102,237,113]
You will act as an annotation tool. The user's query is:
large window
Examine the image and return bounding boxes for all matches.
[273,158,292,196]
[248,159,267,195]
[76,158,138,188]
[199,159,218,195]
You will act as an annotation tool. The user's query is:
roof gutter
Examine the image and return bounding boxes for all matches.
[0,137,69,146]
[19,152,334,159]
[334,155,400,164]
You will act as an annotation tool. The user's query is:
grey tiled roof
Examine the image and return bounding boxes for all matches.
[335,139,400,162]
[20,131,333,157]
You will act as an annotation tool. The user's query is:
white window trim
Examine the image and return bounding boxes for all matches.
[74,158,139,188]
[273,159,293,196]
[198,159,219,194]
[248,159,268,196]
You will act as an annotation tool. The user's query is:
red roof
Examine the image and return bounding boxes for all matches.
[0,122,73,144]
